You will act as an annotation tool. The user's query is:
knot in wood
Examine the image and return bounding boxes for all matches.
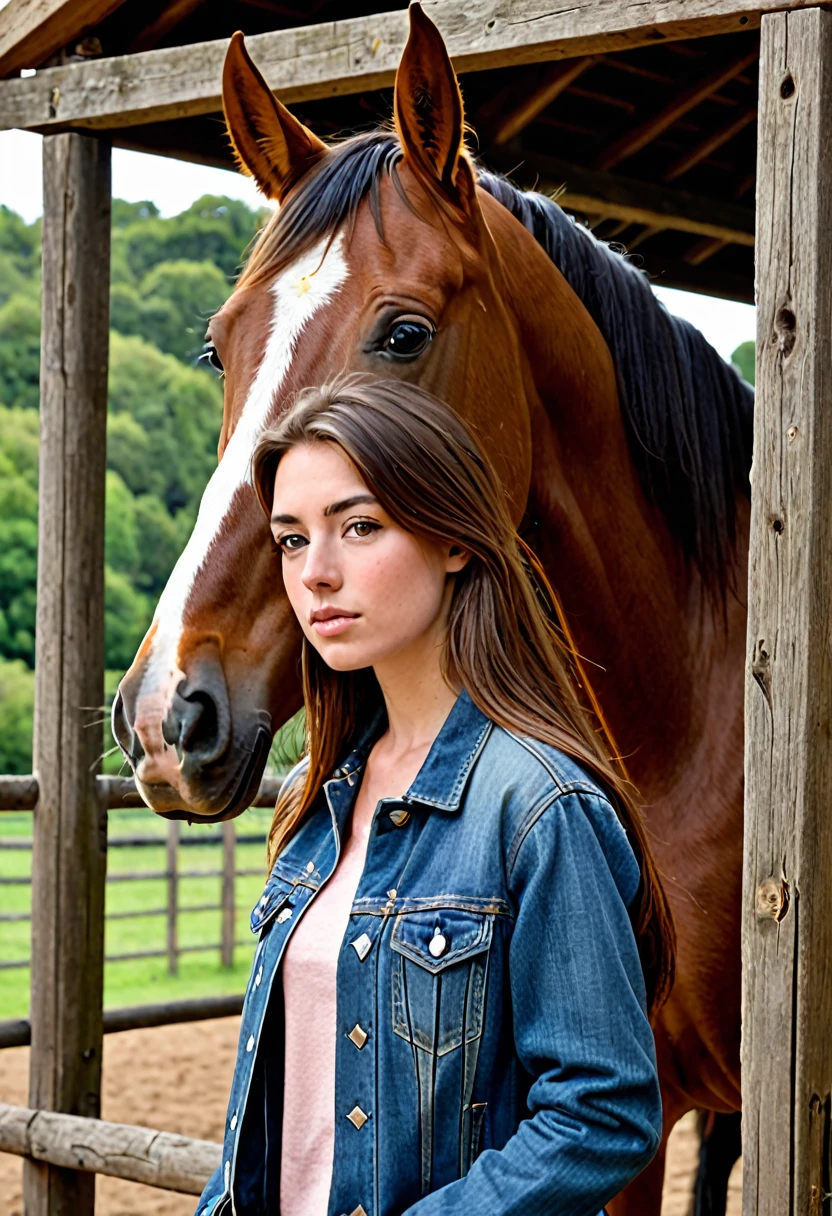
[773,304,797,358]
[756,876,789,921]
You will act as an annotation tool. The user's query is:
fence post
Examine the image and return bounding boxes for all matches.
[166,820,179,975]
[743,10,832,1213]
[221,820,236,968]
[25,132,111,1216]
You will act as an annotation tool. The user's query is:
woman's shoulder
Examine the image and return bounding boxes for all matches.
[474,721,613,810]
[471,724,638,891]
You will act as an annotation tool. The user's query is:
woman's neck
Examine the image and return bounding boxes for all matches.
[372,651,459,760]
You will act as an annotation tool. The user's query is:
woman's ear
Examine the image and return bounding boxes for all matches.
[446,543,472,573]
[222,31,327,202]
[393,3,477,214]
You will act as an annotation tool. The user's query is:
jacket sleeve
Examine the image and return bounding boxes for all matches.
[401,789,663,1216]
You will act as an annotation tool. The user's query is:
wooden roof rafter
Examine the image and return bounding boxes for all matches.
[595,39,759,169]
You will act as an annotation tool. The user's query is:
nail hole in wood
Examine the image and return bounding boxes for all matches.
[772,517,784,535]
[739,14,749,23]
[780,75,795,99]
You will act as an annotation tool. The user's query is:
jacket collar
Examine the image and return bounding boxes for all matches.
[334,686,492,814]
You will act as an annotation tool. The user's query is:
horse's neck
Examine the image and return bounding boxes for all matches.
[512,261,747,800]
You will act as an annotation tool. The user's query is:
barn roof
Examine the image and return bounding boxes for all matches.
[0,0,760,301]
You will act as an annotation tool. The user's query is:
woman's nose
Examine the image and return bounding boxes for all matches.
[300,543,342,592]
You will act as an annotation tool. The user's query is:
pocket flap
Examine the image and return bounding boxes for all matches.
[390,908,493,973]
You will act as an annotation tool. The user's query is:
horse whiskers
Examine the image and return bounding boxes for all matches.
[90,745,121,772]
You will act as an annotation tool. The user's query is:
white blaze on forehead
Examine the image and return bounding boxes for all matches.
[137,233,349,714]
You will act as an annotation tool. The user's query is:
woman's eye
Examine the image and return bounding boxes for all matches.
[277,534,306,552]
[382,319,433,360]
[347,520,380,538]
[203,341,224,373]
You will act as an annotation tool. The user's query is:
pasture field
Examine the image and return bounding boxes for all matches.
[0,805,274,1020]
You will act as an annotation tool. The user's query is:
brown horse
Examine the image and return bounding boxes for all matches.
[112,6,752,1210]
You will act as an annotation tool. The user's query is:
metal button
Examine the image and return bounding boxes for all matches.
[348,1023,368,1050]
[389,808,411,827]
[277,907,292,923]
[351,932,373,961]
[429,932,447,958]
[349,1207,368,1216]
[246,1035,255,1052]
[346,1105,369,1130]
[306,861,315,874]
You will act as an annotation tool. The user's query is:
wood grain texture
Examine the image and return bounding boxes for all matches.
[0,0,789,133]
[0,1103,220,1194]
[25,131,111,1216]
[0,0,127,77]
[743,9,832,1214]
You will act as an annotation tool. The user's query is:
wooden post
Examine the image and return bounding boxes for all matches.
[26,132,111,1216]
[166,820,179,976]
[221,820,236,969]
[744,9,832,1213]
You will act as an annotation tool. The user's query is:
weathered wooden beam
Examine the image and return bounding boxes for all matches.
[24,131,111,1216]
[1,1104,220,1195]
[0,772,285,811]
[596,40,759,170]
[489,145,756,245]
[743,8,832,1214]
[0,0,127,78]
[0,0,801,134]
[663,104,757,181]
[0,994,246,1051]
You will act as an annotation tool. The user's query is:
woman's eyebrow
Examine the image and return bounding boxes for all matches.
[270,494,379,525]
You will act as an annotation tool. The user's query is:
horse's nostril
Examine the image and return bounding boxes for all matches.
[166,657,232,771]
[180,691,218,754]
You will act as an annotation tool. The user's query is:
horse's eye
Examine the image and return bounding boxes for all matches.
[203,341,224,373]
[383,319,433,360]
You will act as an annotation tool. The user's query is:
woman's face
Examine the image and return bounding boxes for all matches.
[270,441,469,673]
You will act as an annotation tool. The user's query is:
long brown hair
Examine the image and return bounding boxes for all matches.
[252,374,674,1012]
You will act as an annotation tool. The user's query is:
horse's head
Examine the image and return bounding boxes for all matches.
[112,4,598,820]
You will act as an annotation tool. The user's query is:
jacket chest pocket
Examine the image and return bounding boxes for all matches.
[390,909,493,1056]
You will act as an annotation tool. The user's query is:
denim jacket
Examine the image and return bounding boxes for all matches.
[196,688,661,1216]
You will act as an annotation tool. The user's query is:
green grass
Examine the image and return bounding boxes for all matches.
[0,805,276,1020]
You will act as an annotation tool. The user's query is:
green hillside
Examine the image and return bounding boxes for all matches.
[0,195,268,773]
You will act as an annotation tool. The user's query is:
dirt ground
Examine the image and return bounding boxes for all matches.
[0,1017,741,1215]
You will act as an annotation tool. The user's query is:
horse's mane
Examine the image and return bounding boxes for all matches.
[241,130,754,592]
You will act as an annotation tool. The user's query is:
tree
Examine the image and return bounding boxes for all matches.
[731,340,755,386]
[0,657,35,773]
[0,294,41,410]
[111,259,231,362]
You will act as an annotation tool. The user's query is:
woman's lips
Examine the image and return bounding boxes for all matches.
[311,614,359,637]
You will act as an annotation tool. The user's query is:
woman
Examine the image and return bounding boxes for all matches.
[196,375,674,1216]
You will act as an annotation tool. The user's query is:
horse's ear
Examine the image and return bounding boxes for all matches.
[394,4,474,212]
[222,32,327,202]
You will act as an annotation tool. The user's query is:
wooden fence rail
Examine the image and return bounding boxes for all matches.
[0,994,245,1051]
[0,816,268,975]
[0,1103,220,1196]
[0,773,283,812]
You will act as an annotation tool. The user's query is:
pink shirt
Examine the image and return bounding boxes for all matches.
[280,790,376,1216]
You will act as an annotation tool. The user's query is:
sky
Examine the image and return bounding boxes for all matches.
[0,128,756,362]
